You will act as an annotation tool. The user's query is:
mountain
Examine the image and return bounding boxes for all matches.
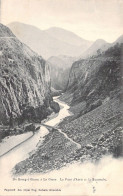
[48,55,76,70]
[47,55,77,90]
[8,22,92,59]
[45,27,92,47]
[59,43,122,160]
[0,23,59,139]
[80,39,110,58]
[80,35,123,59]
[65,43,122,104]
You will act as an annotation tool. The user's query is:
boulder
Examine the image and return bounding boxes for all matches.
[50,101,60,113]
[86,144,93,150]
[24,123,35,132]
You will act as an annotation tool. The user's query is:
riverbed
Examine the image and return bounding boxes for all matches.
[0,97,72,177]
[0,98,123,196]
[45,97,71,127]
[0,132,33,156]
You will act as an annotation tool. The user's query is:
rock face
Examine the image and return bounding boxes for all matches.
[0,23,55,127]
[59,43,123,159]
[47,55,76,90]
[62,43,122,108]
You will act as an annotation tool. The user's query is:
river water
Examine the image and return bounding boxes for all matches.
[45,96,71,127]
[0,98,122,196]
[0,97,72,177]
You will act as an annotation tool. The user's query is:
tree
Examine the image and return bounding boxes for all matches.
[97,49,101,55]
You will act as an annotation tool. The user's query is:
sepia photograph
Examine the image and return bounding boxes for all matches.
[0,0,123,195]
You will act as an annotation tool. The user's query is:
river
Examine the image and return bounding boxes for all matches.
[0,98,122,196]
[0,97,75,177]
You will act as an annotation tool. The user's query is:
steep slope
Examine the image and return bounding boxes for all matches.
[0,23,59,137]
[59,43,123,160]
[63,43,122,106]
[47,55,76,90]
[80,35,123,59]
[8,22,93,59]
[80,39,110,58]
[48,55,76,70]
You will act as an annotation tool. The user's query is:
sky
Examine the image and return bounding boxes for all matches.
[0,0,123,42]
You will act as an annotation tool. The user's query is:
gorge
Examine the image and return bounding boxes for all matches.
[0,23,122,178]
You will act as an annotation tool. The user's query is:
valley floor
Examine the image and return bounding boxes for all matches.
[0,132,33,156]
[0,97,122,176]
[12,98,80,175]
[0,98,78,176]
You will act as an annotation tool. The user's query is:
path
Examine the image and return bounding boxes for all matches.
[0,97,81,177]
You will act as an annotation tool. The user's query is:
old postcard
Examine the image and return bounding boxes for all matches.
[0,0,123,195]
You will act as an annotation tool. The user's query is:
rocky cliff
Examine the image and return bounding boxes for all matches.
[0,24,59,132]
[62,43,122,107]
[59,43,123,159]
[47,55,76,90]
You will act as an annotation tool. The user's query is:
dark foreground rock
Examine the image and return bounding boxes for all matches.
[0,24,51,125]
[0,123,36,142]
[0,24,60,139]
[50,101,60,113]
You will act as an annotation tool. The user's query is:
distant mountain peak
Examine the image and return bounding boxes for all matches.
[45,26,92,46]
[45,26,84,38]
[94,39,107,44]
[8,22,93,58]
[79,38,110,59]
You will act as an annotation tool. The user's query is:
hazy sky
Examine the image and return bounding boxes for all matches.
[0,0,123,42]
